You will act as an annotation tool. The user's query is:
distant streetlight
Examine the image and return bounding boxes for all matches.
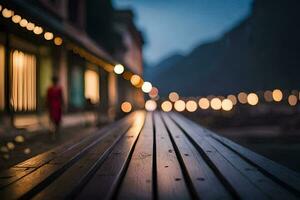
[114,64,124,74]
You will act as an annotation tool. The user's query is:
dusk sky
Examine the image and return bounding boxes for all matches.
[113,0,253,66]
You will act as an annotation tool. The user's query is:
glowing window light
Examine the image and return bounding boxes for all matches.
[12,15,21,23]
[54,37,63,46]
[186,100,197,112]
[238,92,247,104]
[121,101,132,113]
[44,32,54,40]
[130,74,141,86]
[264,90,273,102]
[0,45,4,110]
[26,22,35,31]
[142,82,152,93]
[247,93,259,106]
[114,64,124,74]
[288,95,297,106]
[174,100,185,112]
[227,95,237,105]
[161,101,172,112]
[272,89,283,102]
[210,98,222,110]
[145,100,157,111]
[19,19,28,27]
[149,87,158,99]
[2,8,13,18]
[33,26,43,35]
[10,50,36,111]
[169,92,179,102]
[198,98,209,109]
[221,99,233,111]
[84,70,100,104]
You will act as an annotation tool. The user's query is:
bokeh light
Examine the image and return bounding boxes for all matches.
[198,98,210,109]
[221,99,233,111]
[288,95,297,106]
[54,37,63,46]
[12,15,21,23]
[145,100,157,111]
[227,95,237,105]
[169,92,179,102]
[149,87,159,99]
[121,101,132,113]
[186,100,197,112]
[161,101,172,112]
[210,98,222,110]
[114,64,124,74]
[272,89,283,102]
[247,93,259,106]
[44,32,54,40]
[130,74,142,86]
[174,100,185,112]
[238,92,247,104]
[142,82,152,93]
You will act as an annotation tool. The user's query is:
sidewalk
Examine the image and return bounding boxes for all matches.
[0,125,99,171]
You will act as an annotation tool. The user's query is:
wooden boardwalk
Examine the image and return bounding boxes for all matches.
[0,111,300,199]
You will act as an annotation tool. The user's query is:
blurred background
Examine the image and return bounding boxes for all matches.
[1,0,300,172]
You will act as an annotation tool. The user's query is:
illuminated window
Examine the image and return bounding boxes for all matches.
[0,44,5,110]
[10,50,36,111]
[84,70,100,104]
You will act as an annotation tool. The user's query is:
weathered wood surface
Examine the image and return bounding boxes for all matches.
[0,111,299,200]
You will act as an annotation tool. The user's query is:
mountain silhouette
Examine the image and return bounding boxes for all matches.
[146,0,300,97]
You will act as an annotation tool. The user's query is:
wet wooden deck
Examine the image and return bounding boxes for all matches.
[0,111,300,199]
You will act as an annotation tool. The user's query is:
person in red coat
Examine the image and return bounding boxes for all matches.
[47,76,63,135]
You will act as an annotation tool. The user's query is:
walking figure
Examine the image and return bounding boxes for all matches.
[47,76,63,137]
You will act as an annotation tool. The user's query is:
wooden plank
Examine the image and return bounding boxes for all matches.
[116,112,154,200]
[154,112,191,200]
[31,114,136,200]
[161,112,233,199]
[76,111,146,200]
[170,113,268,199]
[211,132,300,194]
[0,118,123,188]
[205,135,297,199]
[0,113,135,200]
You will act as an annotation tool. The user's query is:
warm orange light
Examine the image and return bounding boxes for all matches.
[44,32,54,40]
[174,100,185,112]
[19,19,28,27]
[288,95,297,106]
[114,64,124,74]
[272,89,283,102]
[198,98,209,109]
[142,82,152,93]
[264,90,273,102]
[2,8,13,18]
[149,87,159,99]
[186,100,197,112]
[121,101,132,113]
[221,99,233,111]
[12,15,21,23]
[0,5,2,12]
[210,98,222,110]
[54,37,63,46]
[145,100,157,111]
[238,92,247,104]
[33,26,43,35]
[169,92,179,102]
[161,101,172,112]
[26,22,35,31]
[227,95,237,105]
[247,93,259,106]
[130,74,141,86]
[84,70,100,104]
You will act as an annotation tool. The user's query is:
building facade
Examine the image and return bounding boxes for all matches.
[0,0,145,131]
